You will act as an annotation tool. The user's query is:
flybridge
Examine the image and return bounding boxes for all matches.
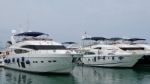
[82,37,145,41]
[81,36,147,47]
[10,31,53,44]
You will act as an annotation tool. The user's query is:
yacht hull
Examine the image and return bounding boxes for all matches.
[81,54,143,67]
[4,54,75,74]
[135,55,150,66]
[0,58,4,67]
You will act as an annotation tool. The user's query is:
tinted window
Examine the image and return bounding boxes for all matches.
[120,47,144,50]
[94,47,102,49]
[21,45,66,50]
[14,49,29,54]
[84,52,95,55]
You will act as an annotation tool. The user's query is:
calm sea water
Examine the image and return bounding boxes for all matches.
[1,66,150,84]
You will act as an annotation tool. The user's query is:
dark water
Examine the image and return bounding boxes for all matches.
[1,66,150,84]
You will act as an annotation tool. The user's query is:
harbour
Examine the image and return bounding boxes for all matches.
[0,0,150,84]
[0,31,150,84]
[1,66,150,84]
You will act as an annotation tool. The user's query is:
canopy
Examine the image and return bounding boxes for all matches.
[126,38,146,41]
[82,37,92,40]
[62,42,76,44]
[91,37,106,41]
[14,32,48,37]
[82,37,106,41]
[109,37,123,41]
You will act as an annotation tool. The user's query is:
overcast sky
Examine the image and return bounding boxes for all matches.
[0,0,150,45]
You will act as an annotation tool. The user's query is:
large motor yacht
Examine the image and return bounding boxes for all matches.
[3,31,82,73]
[80,37,143,67]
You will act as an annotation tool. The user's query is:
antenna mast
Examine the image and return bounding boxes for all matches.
[26,14,31,32]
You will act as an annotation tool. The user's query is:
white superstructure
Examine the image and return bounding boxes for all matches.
[109,38,150,65]
[126,38,150,65]
[80,37,143,67]
[3,31,82,73]
[109,38,148,55]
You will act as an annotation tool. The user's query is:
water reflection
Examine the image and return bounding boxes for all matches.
[1,67,150,84]
[0,68,74,84]
[73,66,150,84]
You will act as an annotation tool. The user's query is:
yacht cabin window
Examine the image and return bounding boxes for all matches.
[21,45,66,50]
[120,47,145,51]
[14,49,29,54]
[94,47,102,49]
[84,52,95,55]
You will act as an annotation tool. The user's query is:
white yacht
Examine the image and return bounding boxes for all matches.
[80,37,143,67]
[3,31,82,73]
